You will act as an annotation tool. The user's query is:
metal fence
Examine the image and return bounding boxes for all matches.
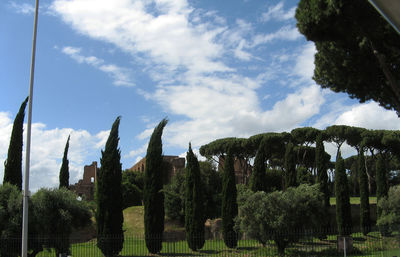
[1,228,399,257]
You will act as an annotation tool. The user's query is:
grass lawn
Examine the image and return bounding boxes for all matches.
[330,196,377,205]
[34,231,399,257]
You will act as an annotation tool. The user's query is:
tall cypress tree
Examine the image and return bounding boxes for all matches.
[376,154,388,219]
[221,148,238,248]
[284,141,297,189]
[96,117,124,257]
[335,151,352,236]
[59,135,70,189]
[249,138,267,192]
[185,143,205,251]
[144,118,168,254]
[3,97,28,190]
[315,133,330,230]
[358,152,371,235]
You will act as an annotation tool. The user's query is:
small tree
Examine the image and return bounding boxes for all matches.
[144,118,168,254]
[185,143,205,251]
[0,183,23,257]
[59,135,70,189]
[284,141,297,189]
[236,184,324,256]
[335,152,352,236]
[3,97,28,190]
[249,138,267,192]
[376,154,388,218]
[96,117,124,257]
[221,148,238,248]
[164,169,185,223]
[32,188,91,256]
[358,152,371,235]
[377,185,400,233]
[121,171,143,208]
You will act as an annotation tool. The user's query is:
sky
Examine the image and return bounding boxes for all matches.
[1,0,400,192]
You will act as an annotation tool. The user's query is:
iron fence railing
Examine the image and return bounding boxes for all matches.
[1,227,399,257]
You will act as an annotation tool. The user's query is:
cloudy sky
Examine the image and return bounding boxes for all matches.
[1,0,400,191]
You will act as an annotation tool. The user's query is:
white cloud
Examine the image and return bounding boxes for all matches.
[0,112,109,191]
[9,1,35,15]
[252,26,301,47]
[61,46,134,87]
[52,0,230,75]
[293,42,316,82]
[334,102,400,130]
[52,1,325,156]
[261,2,296,22]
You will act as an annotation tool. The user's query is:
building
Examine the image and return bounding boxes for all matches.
[218,156,252,184]
[70,161,97,200]
[129,155,185,183]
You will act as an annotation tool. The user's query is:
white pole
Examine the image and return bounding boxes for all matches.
[22,0,39,256]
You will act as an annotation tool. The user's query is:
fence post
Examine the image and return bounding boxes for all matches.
[343,237,346,257]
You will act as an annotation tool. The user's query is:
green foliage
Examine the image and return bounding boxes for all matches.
[296,0,400,113]
[0,183,23,257]
[3,97,28,190]
[59,135,70,189]
[121,170,143,208]
[249,138,267,192]
[96,116,124,257]
[377,185,400,233]
[221,148,238,249]
[236,184,324,255]
[164,160,222,224]
[376,154,388,220]
[376,155,388,200]
[335,152,352,236]
[144,118,168,254]
[284,141,297,189]
[199,160,222,219]
[32,188,92,255]
[265,168,283,193]
[164,169,185,223]
[290,127,320,146]
[358,152,371,235]
[316,133,330,208]
[185,143,205,251]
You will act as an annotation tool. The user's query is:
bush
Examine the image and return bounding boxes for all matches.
[377,185,400,233]
[164,169,186,223]
[235,184,324,256]
[122,170,143,208]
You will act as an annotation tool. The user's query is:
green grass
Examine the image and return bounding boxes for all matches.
[34,232,400,256]
[123,206,145,235]
[330,196,377,205]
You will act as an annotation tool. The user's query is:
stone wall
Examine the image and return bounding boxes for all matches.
[70,161,97,201]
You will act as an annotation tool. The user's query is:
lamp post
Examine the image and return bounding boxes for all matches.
[22,0,39,256]
[368,0,400,34]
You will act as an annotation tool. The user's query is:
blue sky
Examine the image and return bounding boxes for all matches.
[1,0,400,191]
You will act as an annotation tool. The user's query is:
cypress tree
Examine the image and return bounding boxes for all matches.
[96,117,124,257]
[284,141,297,189]
[144,118,168,254]
[376,154,388,219]
[221,148,238,248]
[335,151,352,236]
[59,135,70,189]
[3,97,28,190]
[185,143,205,251]
[315,133,330,231]
[249,138,267,192]
[358,152,371,235]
